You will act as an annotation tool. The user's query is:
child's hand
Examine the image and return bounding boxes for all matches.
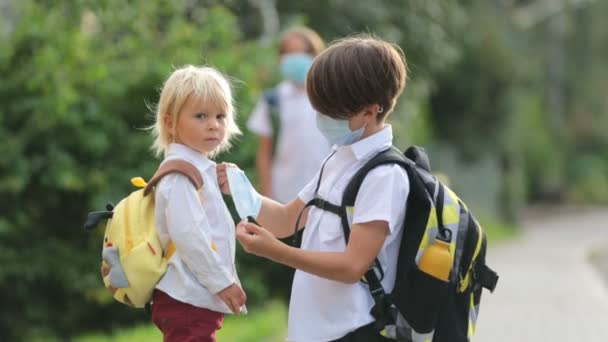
[216,162,237,194]
[217,283,247,314]
[236,220,283,260]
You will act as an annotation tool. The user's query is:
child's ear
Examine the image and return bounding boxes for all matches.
[362,104,382,120]
[371,103,383,116]
[163,114,175,135]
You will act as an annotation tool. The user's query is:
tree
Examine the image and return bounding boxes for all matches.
[0,1,270,339]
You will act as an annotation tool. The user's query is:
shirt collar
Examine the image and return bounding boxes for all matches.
[336,124,393,161]
[166,143,215,171]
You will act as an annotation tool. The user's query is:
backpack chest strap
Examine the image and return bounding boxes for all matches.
[307,196,352,241]
[310,197,344,216]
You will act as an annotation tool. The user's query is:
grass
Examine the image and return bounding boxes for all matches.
[216,301,287,342]
[74,325,162,342]
[74,301,287,342]
[69,216,514,342]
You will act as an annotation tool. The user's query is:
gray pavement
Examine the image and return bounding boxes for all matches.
[475,207,608,341]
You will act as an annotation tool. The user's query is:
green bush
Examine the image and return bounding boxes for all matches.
[567,153,608,204]
[0,1,278,340]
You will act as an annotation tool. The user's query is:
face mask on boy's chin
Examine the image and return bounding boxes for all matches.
[279,53,313,86]
[315,112,366,147]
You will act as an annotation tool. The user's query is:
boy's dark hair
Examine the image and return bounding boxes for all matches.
[306,35,407,121]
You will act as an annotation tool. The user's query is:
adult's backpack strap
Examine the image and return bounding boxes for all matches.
[263,88,279,112]
[263,88,281,155]
[143,160,203,196]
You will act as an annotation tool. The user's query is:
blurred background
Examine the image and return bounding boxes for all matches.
[1,0,607,341]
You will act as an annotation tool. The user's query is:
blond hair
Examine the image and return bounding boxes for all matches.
[150,65,241,157]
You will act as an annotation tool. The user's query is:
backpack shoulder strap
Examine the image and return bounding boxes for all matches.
[337,146,414,246]
[263,88,279,113]
[143,159,203,196]
[143,159,203,260]
[338,146,414,327]
[342,146,413,208]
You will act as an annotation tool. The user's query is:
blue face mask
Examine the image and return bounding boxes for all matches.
[226,167,262,220]
[280,53,313,86]
[316,112,366,146]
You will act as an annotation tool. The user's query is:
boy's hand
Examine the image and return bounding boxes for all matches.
[216,163,236,195]
[217,283,247,314]
[236,221,284,260]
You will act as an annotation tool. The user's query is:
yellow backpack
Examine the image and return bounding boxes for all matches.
[84,160,203,308]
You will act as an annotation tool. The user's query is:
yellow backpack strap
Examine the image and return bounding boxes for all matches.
[143,159,204,196]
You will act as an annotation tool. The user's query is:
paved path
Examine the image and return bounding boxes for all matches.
[475,207,608,341]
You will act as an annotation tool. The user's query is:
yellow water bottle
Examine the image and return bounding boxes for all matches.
[418,228,453,282]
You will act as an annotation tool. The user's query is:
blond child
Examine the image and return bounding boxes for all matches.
[149,65,246,342]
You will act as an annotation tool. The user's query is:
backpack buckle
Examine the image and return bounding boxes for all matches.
[313,197,326,210]
[370,286,384,297]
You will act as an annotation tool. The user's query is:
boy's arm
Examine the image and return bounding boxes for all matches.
[256,196,308,239]
[237,219,388,283]
[236,164,408,283]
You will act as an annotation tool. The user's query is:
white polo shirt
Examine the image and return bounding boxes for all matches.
[154,143,242,314]
[288,125,410,341]
[247,81,330,203]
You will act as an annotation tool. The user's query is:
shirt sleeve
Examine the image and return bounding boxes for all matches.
[352,164,410,233]
[157,174,235,294]
[246,97,272,137]
[297,170,321,204]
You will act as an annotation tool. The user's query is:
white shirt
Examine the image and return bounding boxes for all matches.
[288,126,410,342]
[154,143,241,314]
[247,81,330,203]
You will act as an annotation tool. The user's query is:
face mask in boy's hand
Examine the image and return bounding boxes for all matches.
[315,112,366,146]
[227,167,262,221]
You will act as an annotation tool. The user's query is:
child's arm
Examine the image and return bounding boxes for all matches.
[236,220,389,283]
[217,283,247,314]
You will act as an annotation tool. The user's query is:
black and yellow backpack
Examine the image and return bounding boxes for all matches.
[299,145,499,342]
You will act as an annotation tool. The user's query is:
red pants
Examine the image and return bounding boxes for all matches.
[151,289,224,342]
